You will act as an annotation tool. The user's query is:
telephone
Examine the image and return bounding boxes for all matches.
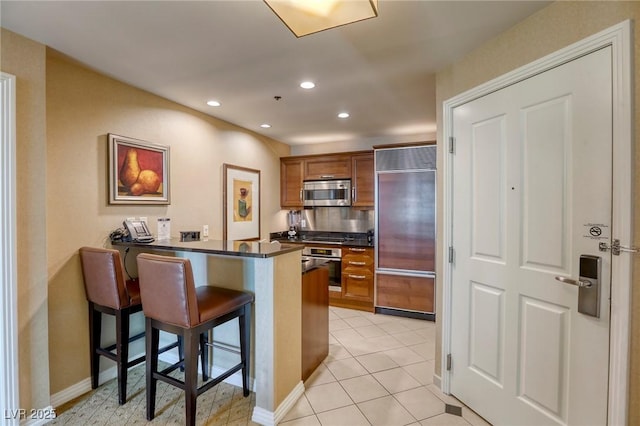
[123,220,155,243]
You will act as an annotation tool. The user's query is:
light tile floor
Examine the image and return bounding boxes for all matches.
[50,307,491,425]
[281,307,489,426]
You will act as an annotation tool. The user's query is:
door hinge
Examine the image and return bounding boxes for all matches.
[449,137,455,154]
[446,354,452,371]
[448,246,454,264]
[599,239,639,256]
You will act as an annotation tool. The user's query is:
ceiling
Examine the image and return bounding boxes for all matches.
[1,1,551,147]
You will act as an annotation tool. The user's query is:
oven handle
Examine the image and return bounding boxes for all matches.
[303,255,341,261]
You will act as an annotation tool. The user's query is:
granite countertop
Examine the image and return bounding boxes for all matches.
[270,231,374,248]
[112,238,303,258]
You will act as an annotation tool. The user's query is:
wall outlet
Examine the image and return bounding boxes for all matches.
[202,225,209,238]
[126,217,136,221]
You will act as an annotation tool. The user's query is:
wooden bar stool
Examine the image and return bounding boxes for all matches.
[79,246,152,405]
[79,247,201,405]
[137,253,253,426]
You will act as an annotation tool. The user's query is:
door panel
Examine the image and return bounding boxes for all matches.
[451,47,612,425]
[471,115,507,262]
[469,281,504,385]
[518,297,569,420]
[522,96,570,272]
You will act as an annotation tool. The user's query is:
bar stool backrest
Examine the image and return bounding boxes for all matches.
[137,253,200,327]
[79,247,130,309]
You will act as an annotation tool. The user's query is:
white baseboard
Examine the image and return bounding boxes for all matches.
[50,365,120,409]
[251,381,304,426]
[50,348,145,408]
[433,373,442,389]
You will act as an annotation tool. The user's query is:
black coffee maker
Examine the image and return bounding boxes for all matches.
[367,228,375,244]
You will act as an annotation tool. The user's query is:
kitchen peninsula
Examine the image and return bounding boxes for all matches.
[112,238,304,426]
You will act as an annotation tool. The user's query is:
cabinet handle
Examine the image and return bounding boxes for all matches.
[320,175,334,178]
[352,187,356,202]
[299,189,303,201]
[348,274,367,279]
[349,248,366,252]
[349,261,366,266]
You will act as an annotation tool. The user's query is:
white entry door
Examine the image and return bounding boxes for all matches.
[450,46,612,425]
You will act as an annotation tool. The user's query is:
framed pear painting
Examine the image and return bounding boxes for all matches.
[108,134,170,204]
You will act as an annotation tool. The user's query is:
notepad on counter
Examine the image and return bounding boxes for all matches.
[157,218,170,240]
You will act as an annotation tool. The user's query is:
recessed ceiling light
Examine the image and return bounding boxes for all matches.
[338,112,350,118]
[206,100,221,107]
[260,123,272,128]
[300,81,315,89]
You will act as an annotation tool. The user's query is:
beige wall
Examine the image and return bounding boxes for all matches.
[0,28,51,412]
[435,1,640,422]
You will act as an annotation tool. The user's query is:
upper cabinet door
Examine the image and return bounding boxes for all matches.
[304,155,351,180]
[352,153,374,207]
[280,158,304,208]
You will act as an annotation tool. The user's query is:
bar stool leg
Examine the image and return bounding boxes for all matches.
[200,333,209,381]
[184,329,200,426]
[115,310,130,405]
[240,304,251,397]
[145,318,159,421]
[88,303,101,390]
[177,335,184,372]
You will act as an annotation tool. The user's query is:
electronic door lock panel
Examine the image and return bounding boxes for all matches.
[554,255,601,318]
[577,255,601,318]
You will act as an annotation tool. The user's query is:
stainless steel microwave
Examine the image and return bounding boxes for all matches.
[302,180,351,207]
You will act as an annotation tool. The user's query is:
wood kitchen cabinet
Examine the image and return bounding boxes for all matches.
[351,152,374,207]
[303,155,351,180]
[280,150,374,209]
[376,273,434,313]
[302,265,329,381]
[340,246,374,309]
[280,157,304,208]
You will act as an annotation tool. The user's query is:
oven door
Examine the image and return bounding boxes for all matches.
[303,256,342,292]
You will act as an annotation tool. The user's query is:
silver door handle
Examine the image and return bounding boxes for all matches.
[555,276,592,288]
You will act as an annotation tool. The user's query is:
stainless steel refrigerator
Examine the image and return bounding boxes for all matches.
[374,144,436,320]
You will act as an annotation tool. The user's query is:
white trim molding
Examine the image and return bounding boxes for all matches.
[0,72,19,426]
[441,20,633,426]
[251,381,304,426]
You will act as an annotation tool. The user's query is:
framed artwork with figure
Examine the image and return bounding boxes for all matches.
[108,133,170,205]
[223,163,260,240]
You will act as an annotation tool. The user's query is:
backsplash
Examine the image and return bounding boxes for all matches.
[298,207,374,233]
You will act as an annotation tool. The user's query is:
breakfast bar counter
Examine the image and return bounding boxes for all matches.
[116,238,303,258]
[112,239,304,426]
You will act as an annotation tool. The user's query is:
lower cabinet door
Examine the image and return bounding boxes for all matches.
[342,269,374,302]
[302,266,329,381]
[375,273,434,313]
